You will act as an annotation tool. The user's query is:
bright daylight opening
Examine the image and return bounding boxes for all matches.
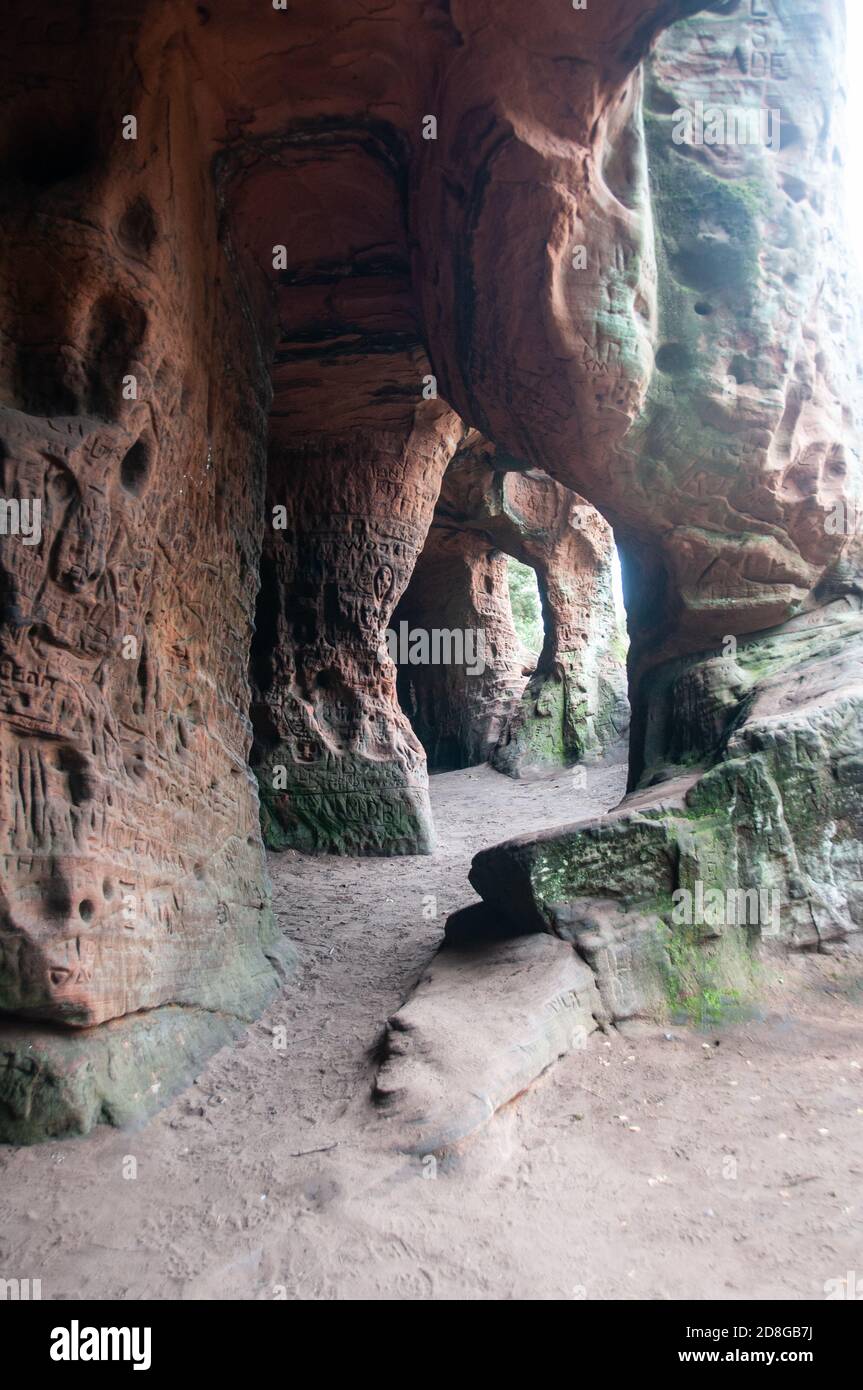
[505,556,543,654]
[844,4,863,267]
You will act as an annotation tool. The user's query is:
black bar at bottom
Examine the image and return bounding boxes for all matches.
[3,1299,859,1375]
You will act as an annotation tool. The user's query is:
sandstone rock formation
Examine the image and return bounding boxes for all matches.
[1,0,860,1142]
[374,907,602,1156]
[394,433,628,774]
[455,0,863,1031]
[250,406,460,856]
[468,600,863,1023]
[0,12,296,1138]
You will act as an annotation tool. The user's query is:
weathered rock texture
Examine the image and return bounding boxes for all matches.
[250,408,461,856]
[469,599,863,1023]
[1,0,860,1140]
[623,1,863,776]
[374,907,602,1155]
[0,9,296,1139]
[455,0,863,1032]
[395,434,628,772]
[227,95,465,854]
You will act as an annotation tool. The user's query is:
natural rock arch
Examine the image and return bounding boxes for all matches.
[393,433,628,776]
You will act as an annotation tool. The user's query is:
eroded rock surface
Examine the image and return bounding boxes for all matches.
[374,908,602,1155]
[0,12,294,1143]
[469,601,863,1024]
[250,408,461,855]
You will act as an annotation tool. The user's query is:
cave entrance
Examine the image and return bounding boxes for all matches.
[393,498,630,781]
[393,535,535,773]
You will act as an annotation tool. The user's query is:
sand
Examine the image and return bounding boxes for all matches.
[2,754,862,1301]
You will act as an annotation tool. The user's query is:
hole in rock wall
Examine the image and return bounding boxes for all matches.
[609,544,629,664]
[506,558,544,660]
[118,196,158,258]
[120,437,151,496]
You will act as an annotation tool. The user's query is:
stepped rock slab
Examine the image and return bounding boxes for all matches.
[373,916,602,1155]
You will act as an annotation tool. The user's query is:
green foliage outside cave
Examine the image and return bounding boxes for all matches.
[507,557,543,653]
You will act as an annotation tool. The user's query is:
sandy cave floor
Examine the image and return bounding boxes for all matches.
[2,752,863,1301]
